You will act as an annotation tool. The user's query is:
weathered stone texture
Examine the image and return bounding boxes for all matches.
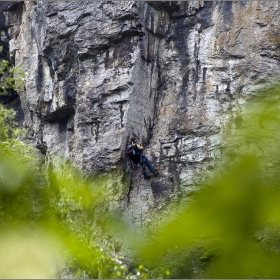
[2,1,280,226]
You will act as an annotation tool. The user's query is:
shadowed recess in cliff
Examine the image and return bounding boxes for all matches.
[218,1,233,27]
[43,105,75,122]
[197,1,214,30]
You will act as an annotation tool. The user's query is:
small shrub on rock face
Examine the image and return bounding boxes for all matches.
[0,52,25,143]
[0,51,24,94]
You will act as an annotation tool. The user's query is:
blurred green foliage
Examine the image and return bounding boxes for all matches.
[0,57,148,278]
[0,145,150,278]
[3,54,280,279]
[0,132,152,278]
[133,83,280,278]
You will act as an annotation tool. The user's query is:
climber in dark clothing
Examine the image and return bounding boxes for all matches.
[127,137,159,180]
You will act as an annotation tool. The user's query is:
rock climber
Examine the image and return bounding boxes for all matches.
[127,137,159,180]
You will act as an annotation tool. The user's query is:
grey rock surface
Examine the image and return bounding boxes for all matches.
[2,1,280,226]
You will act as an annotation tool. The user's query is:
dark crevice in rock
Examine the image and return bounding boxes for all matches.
[3,94,24,127]
[178,70,190,114]
[119,103,124,128]
[197,1,214,30]
[147,1,180,13]
[0,2,24,63]
[35,142,48,155]
[152,52,165,128]
[43,105,75,122]
[0,91,19,105]
[36,55,44,93]
[59,117,69,133]
[0,1,23,28]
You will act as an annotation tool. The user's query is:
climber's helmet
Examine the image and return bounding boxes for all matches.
[130,137,137,144]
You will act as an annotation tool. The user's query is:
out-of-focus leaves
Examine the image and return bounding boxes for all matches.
[0,157,26,192]
[132,83,280,278]
[0,226,63,279]
[4,50,280,278]
[0,55,141,278]
[0,150,133,278]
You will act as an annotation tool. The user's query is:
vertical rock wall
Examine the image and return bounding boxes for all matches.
[2,1,280,226]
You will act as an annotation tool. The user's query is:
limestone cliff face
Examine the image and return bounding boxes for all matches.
[1,1,280,226]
